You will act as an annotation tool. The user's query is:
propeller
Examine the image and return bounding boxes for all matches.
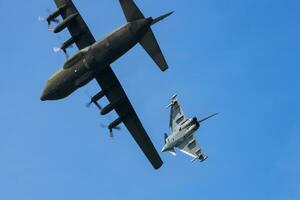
[53,44,74,59]
[38,17,54,31]
[86,98,102,111]
[100,124,121,138]
[38,9,60,31]
[85,91,102,110]
[198,113,218,123]
[53,44,74,52]
[87,100,102,110]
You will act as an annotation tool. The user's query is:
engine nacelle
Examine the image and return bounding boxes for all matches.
[61,37,77,51]
[192,117,200,129]
[47,5,67,24]
[54,13,79,33]
[108,117,122,130]
[186,124,197,135]
[92,91,105,103]
[101,98,124,115]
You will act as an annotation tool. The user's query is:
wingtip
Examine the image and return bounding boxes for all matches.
[161,65,168,72]
[153,162,163,170]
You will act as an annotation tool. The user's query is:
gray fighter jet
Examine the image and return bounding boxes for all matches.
[162,95,217,162]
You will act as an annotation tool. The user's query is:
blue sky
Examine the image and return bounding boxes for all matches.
[0,0,299,199]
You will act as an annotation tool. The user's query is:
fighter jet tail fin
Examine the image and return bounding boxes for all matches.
[164,133,168,144]
[139,29,168,71]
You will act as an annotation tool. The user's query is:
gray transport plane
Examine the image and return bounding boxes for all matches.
[40,0,173,169]
[162,95,218,162]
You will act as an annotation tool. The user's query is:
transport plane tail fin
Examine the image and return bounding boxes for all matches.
[119,0,173,71]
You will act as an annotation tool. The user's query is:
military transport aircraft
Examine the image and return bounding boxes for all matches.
[40,0,173,170]
[162,95,217,162]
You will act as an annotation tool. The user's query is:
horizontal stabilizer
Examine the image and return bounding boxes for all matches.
[140,29,168,71]
[119,0,144,22]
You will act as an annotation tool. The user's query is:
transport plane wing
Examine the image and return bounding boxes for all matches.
[55,0,163,169]
[53,0,96,50]
[95,66,163,170]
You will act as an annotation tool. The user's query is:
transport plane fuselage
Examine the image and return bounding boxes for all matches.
[41,18,152,101]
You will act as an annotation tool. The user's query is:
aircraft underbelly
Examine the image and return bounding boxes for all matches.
[91,28,137,66]
[48,65,94,99]
[67,65,96,92]
[50,31,138,100]
[174,132,194,148]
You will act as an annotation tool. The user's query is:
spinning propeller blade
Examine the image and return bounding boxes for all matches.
[85,91,103,110]
[53,47,61,53]
[38,8,60,32]
[101,124,121,138]
[38,16,46,22]
[86,100,102,110]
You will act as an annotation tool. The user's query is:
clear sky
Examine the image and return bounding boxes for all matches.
[0,0,299,199]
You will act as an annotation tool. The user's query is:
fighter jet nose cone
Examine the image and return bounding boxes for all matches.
[161,146,167,152]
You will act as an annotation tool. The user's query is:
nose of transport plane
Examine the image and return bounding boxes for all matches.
[40,86,51,101]
[40,80,57,101]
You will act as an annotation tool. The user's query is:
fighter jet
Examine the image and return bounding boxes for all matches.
[162,95,217,162]
[40,0,173,169]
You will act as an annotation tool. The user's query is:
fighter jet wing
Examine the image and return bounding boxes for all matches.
[94,66,163,170]
[178,135,207,162]
[169,95,186,132]
[53,0,96,49]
